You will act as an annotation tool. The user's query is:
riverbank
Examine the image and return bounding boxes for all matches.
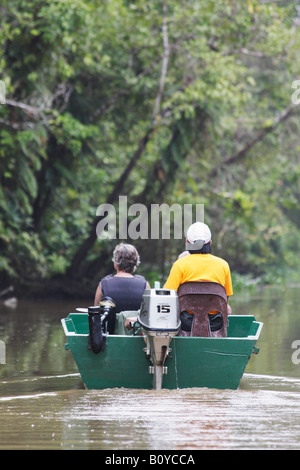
[1,267,299,304]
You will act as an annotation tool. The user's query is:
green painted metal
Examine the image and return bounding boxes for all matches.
[61,313,263,390]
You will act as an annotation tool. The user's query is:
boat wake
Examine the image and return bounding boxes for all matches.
[241,373,300,392]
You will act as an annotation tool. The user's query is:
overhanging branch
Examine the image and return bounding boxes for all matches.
[209,102,300,177]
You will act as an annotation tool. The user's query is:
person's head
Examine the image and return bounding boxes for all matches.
[186,222,212,254]
[112,243,141,273]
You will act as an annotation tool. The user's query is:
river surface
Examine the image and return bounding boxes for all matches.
[0,285,300,450]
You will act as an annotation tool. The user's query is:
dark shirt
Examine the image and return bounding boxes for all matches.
[100,274,147,313]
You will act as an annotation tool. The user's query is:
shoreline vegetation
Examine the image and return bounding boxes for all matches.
[1,2,300,301]
[1,267,299,304]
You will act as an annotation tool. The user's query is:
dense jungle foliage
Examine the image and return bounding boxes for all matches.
[0,0,300,297]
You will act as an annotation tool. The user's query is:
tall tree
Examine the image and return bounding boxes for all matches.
[0,0,299,294]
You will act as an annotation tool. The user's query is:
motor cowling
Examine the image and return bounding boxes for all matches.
[138,288,180,333]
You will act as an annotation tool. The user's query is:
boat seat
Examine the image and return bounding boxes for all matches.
[177,281,228,337]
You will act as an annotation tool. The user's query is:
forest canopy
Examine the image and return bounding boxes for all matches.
[0,0,300,297]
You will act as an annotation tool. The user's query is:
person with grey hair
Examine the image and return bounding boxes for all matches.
[94,243,150,312]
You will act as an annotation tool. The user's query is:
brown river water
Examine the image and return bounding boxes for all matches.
[0,285,300,450]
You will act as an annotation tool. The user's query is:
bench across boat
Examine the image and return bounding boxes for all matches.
[61,283,263,390]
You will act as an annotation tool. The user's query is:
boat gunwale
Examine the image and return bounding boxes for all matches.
[61,314,263,342]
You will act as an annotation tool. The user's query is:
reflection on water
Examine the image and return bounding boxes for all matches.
[0,286,300,450]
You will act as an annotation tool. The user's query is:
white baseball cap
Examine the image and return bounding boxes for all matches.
[186,222,211,250]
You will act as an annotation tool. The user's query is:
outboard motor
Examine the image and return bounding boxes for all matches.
[138,288,180,390]
[88,297,116,354]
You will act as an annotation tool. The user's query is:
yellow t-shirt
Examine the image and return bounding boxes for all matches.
[164,254,233,313]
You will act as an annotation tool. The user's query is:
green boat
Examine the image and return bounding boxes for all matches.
[61,283,263,390]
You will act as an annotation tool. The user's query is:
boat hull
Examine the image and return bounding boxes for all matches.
[61,314,262,390]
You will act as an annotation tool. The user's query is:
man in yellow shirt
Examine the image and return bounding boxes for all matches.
[164,222,233,334]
